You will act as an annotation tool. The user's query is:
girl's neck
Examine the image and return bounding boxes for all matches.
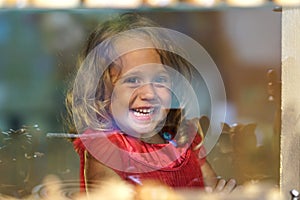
[140,133,166,144]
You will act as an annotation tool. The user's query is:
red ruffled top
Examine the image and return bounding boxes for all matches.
[73,129,206,191]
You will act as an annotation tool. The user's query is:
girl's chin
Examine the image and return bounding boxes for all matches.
[125,122,161,138]
[129,124,158,136]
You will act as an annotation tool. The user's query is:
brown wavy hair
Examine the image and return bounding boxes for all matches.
[65,13,203,147]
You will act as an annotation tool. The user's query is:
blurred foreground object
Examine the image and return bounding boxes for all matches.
[0,0,28,7]
[83,0,142,8]
[33,175,284,200]
[135,180,183,200]
[186,0,220,7]
[32,175,135,200]
[31,0,80,8]
[0,0,80,7]
[143,0,178,7]
[226,0,266,6]
[0,125,44,198]
[274,0,300,6]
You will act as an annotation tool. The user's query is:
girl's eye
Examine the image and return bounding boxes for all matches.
[155,76,167,83]
[154,76,171,87]
[123,77,140,85]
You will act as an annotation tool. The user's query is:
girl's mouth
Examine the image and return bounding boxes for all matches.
[131,108,155,117]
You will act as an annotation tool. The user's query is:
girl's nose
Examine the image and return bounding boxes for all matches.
[138,83,157,100]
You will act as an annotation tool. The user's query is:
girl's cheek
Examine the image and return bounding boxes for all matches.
[163,90,172,107]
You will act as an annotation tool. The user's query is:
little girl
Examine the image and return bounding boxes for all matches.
[66,13,236,193]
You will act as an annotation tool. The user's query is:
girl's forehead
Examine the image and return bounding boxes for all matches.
[113,48,162,75]
[112,34,156,56]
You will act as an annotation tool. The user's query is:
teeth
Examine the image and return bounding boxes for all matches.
[133,108,154,116]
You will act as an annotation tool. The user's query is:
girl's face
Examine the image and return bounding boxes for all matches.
[109,49,172,138]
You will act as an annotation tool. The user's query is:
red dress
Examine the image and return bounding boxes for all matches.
[73,129,206,190]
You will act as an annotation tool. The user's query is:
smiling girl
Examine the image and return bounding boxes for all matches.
[66,13,236,194]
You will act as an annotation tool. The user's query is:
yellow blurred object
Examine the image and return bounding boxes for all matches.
[79,178,135,200]
[0,0,15,7]
[84,0,142,8]
[144,0,178,7]
[31,0,80,8]
[135,180,184,200]
[0,0,28,7]
[226,0,266,6]
[186,0,220,7]
[274,0,300,6]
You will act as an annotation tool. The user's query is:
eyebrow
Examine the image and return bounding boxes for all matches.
[122,69,143,77]
[122,70,170,82]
